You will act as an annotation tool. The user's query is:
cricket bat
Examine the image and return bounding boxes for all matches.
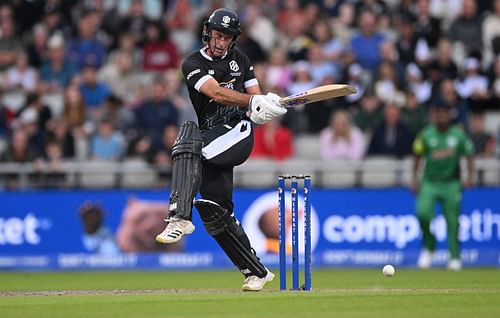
[279,84,357,107]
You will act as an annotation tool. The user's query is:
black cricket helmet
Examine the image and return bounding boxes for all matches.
[202,8,241,49]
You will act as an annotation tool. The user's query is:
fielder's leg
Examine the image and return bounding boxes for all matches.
[441,181,462,270]
[156,121,203,244]
[416,181,438,268]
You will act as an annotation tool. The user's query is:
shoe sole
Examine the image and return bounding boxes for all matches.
[241,272,275,292]
[155,224,195,244]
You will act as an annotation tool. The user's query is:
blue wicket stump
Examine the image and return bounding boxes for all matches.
[278,175,312,291]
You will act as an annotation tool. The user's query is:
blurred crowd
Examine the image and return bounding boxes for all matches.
[0,0,500,174]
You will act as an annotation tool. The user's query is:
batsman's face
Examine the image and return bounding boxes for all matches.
[208,30,232,57]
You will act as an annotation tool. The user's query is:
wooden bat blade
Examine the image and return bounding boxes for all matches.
[279,84,357,107]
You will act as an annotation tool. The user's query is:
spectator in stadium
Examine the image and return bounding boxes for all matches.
[468,112,495,158]
[483,0,500,67]
[405,63,432,104]
[412,99,474,271]
[5,50,39,93]
[353,91,383,134]
[79,63,111,110]
[242,4,277,53]
[310,18,344,69]
[66,10,107,69]
[118,0,152,47]
[0,128,42,163]
[43,139,65,171]
[396,14,418,66]
[131,76,179,156]
[90,117,124,161]
[79,201,120,255]
[307,43,339,85]
[414,0,442,48]
[98,50,143,104]
[439,79,469,128]
[46,119,75,159]
[0,14,22,72]
[349,10,385,73]
[344,63,366,107]
[16,92,52,134]
[0,89,14,138]
[100,95,134,134]
[251,118,293,161]
[142,21,179,72]
[454,57,489,109]
[447,0,484,55]
[428,38,458,83]
[401,91,428,139]
[39,33,78,94]
[374,61,402,104]
[26,24,49,68]
[367,102,413,158]
[146,124,178,166]
[264,47,292,93]
[107,32,142,67]
[319,110,365,161]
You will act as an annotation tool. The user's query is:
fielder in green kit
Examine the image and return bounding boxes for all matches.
[411,99,474,271]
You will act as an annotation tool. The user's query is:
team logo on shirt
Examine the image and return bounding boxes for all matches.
[229,60,239,72]
[208,69,215,75]
[447,136,457,148]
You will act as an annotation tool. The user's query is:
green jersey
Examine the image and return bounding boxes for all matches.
[413,125,474,181]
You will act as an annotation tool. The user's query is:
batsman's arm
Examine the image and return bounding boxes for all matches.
[199,78,255,107]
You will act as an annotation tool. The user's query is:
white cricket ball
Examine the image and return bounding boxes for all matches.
[382,265,395,277]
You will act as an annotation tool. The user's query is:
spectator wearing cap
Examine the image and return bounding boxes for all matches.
[454,57,489,102]
[349,10,385,73]
[142,21,178,72]
[287,61,317,96]
[367,102,413,158]
[448,0,484,55]
[0,15,22,72]
[5,50,38,93]
[66,11,107,69]
[406,63,432,104]
[40,34,78,93]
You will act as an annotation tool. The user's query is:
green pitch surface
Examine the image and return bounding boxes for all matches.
[1,269,499,318]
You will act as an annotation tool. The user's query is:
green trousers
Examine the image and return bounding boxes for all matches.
[416,180,462,259]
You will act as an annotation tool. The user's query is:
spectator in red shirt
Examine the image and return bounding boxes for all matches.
[251,119,293,161]
[142,21,178,72]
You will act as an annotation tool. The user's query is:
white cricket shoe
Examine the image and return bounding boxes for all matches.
[417,249,434,269]
[242,270,275,292]
[447,259,462,271]
[155,217,195,243]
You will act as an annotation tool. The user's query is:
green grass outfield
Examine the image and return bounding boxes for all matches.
[1,269,499,318]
